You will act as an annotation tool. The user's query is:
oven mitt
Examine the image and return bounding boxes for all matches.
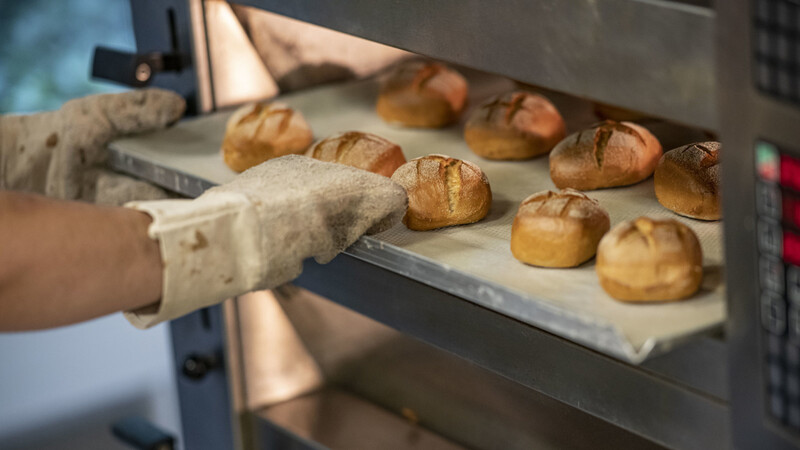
[123,155,408,328]
[0,88,186,204]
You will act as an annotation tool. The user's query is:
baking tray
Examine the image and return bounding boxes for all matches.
[109,71,725,364]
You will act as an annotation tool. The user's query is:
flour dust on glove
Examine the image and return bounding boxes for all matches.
[124,155,408,328]
[0,89,185,204]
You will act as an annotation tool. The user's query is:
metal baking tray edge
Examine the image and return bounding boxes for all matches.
[108,147,721,364]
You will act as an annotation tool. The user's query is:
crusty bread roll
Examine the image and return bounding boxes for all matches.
[464,91,567,160]
[549,120,662,190]
[376,61,468,128]
[654,141,721,221]
[222,101,313,172]
[391,154,491,230]
[596,217,703,302]
[511,189,610,268]
[307,131,406,177]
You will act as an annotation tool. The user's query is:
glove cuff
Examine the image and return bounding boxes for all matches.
[123,192,263,328]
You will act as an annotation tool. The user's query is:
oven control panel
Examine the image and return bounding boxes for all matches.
[754,0,800,104]
[757,140,800,431]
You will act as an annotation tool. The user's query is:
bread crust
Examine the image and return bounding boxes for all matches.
[307,131,406,177]
[376,61,468,128]
[654,141,721,220]
[222,102,313,172]
[465,91,566,160]
[511,189,610,267]
[596,217,703,302]
[391,154,491,230]
[549,121,662,190]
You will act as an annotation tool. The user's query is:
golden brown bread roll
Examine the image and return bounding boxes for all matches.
[596,217,703,302]
[307,131,406,177]
[391,154,491,230]
[376,61,468,128]
[464,91,567,160]
[549,120,662,190]
[654,141,721,221]
[222,101,313,172]
[511,189,610,268]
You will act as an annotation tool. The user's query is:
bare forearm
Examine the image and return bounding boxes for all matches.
[0,191,162,330]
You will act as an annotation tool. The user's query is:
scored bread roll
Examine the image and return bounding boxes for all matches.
[596,217,703,302]
[511,189,610,268]
[307,131,406,177]
[654,141,721,221]
[391,154,491,230]
[222,101,313,172]
[549,120,662,190]
[377,61,468,128]
[464,91,567,160]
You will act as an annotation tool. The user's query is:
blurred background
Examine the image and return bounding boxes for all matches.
[0,0,130,113]
[0,1,182,448]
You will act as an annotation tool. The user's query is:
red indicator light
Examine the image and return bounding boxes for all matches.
[782,155,800,191]
[785,230,800,266]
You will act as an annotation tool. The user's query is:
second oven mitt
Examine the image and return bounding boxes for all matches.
[0,88,185,204]
[123,155,407,329]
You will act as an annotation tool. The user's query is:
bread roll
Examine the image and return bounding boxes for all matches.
[307,131,406,177]
[511,189,610,267]
[654,141,721,221]
[464,91,567,160]
[222,102,313,172]
[549,120,662,190]
[596,217,703,302]
[377,61,468,128]
[391,155,491,230]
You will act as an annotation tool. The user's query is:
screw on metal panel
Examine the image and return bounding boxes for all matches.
[182,353,219,380]
[135,63,152,82]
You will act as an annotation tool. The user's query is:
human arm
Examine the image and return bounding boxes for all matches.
[0,156,407,331]
[0,191,162,331]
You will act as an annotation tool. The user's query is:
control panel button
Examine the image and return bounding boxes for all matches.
[788,372,800,398]
[758,181,782,218]
[756,0,774,22]
[783,194,800,226]
[759,219,784,256]
[757,141,781,182]
[778,72,794,99]
[788,343,800,368]
[789,266,800,306]
[769,333,785,361]
[790,403,800,428]
[782,154,800,191]
[771,362,786,390]
[762,291,788,335]
[761,257,786,294]
[759,30,775,57]
[785,230,800,265]
[777,1,792,29]
[772,392,787,421]
[777,34,792,61]
[790,306,800,344]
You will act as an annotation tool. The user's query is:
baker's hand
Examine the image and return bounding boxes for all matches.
[123,155,407,328]
[0,89,185,203]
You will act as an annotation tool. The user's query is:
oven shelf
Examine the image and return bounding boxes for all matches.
[235,0,716,130]
[110,71,725,364]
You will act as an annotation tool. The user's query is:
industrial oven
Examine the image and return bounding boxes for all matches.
[92,1,800,449]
